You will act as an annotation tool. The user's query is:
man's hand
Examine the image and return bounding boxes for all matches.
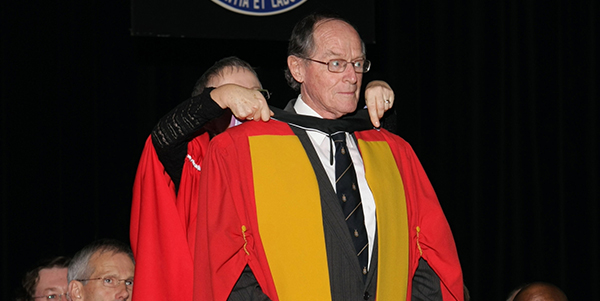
[210,84,273,122]
[365,80,395,128]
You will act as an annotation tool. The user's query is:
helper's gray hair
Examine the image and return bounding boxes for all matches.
[67,239,134,284]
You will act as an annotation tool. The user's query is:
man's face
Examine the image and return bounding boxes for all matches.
[75,251,135,301]
[294,19,364,119]
[35,267,68,300]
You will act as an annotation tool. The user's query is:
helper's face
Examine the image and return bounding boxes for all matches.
[74,251,135,301]
[35,267,68,300]
[293,19,364,119]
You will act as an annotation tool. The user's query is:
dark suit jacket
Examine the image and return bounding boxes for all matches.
[291,126,378,300]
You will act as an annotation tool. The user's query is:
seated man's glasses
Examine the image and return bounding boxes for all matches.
[304,58,371,73]
[76,276,133,290]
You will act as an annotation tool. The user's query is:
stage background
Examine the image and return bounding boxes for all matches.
[1,0,598,300]
[131,0,376,42]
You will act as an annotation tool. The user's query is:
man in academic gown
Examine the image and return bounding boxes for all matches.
[130,56,395,301]
[193,13,463,301]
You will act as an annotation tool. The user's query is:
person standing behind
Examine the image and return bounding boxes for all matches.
[130,57,268,301]
[193,12,463,300]
[16,256,70,301]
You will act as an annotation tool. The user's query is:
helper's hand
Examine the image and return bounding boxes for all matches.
[211,84,273,122]
[364,80,395,128]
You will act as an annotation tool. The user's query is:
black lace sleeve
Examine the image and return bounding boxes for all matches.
[150,87,225,190]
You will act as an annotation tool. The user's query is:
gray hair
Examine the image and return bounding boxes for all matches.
[284,12,366,91]
[191,56,258,97]
[68,239,134,284]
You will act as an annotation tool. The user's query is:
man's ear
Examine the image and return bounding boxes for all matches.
[68,280,83,300]
[287,55,305,83]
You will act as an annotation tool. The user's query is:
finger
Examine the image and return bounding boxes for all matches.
[366,88,388,115]
[231,103,252,120]
[366,100,381,128]
[258,105,272,122]
[233,92,262,120]
[384,98,391,110]
[386,93,395,107]
[263,111,272,122]
[379,98,387,118]
[249,104,262,121]
[253,93,271,122]
[382,95,394,112]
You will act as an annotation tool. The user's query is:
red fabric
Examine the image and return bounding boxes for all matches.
[193,122,287,301]
[130,134,209,301]
[357,131,464,300]
[193,120,463,301]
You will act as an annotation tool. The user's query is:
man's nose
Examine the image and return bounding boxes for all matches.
[342,63,358,83]
[115,283,131,300]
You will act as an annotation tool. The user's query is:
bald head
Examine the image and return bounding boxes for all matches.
[513,282,568,301]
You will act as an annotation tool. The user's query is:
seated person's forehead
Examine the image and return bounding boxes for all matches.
[89,251,134,275]
[37,267,68,291]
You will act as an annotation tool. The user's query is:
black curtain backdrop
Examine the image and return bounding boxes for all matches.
[1,1,598,300]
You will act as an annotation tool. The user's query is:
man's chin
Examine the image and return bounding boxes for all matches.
[337,105,360,118]
[342,99,359,111]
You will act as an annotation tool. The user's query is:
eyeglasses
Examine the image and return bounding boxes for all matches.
[256,89,271,100]
[76,276,134,289]
[33,293,67,300]
[304,58,371,73]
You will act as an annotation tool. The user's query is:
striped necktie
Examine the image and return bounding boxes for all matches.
[332,132,369,281]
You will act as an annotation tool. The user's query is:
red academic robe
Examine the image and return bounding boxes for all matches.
[130,134,210,301]
[193,120,463,301]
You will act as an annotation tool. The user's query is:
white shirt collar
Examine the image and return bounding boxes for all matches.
[293,94,323,119]
[293,95,329,145]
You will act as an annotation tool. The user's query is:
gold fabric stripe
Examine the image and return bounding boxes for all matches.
[250,135,331,301]
[358,139,410,299]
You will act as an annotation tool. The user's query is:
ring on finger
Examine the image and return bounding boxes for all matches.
[385,99,391,104]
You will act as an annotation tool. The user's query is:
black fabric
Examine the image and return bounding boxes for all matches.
[4,1,599,300]
[291,127,377,301]
[227,265,271,301]
[412,258,443,301]
[270,105,374,135]
[150,87,225,189]
[332,132,369,281]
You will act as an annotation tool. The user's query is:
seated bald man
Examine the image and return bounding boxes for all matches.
[513,282,568,301]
